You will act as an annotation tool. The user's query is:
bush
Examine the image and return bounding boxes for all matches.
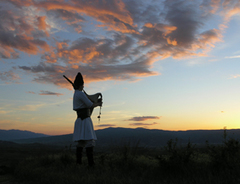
[158,139,195,171]
[208,136,240,170]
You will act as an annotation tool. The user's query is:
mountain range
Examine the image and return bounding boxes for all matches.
[1,128,240,148]
[0,129,49,141]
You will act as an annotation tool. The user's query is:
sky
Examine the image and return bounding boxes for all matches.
[0,0,240,135]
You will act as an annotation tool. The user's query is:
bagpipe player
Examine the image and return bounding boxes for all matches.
[72,72,102,166]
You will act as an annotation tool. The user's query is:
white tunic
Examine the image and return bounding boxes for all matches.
[72,90,97,141]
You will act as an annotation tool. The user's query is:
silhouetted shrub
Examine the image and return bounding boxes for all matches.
[208,136,240,170]
[157,138,196,173]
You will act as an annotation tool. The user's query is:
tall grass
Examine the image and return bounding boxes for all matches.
[11,132,240,184]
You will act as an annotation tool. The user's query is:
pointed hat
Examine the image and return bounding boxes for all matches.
[73,72,84,89]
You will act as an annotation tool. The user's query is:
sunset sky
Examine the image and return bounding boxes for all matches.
[1,0,240,135]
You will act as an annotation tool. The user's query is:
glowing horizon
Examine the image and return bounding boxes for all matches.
[1,0,240,135]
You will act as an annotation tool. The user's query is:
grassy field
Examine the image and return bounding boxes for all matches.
[1,134,240,184]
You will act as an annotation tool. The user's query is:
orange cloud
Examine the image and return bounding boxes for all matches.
[44,40,104,64]
[44,52,57,63]
[66,48,100,64]
[0,5,50,58]
[222,0,240,23]
[144,23,154,28]
[0,47,19,59]
[37,16,47,31]
[35,0,137,34]
[143,23,177,36]
[162,25,177,36]
[4,0,238,87]
[199,29,222,47]
[203,0,221,14]
[0,34,43,55]
[71,65,79,69]
[57,42,69,50]
[166,37,178,46]
[230,74,240,79]
[211,0,221,13]
[225,7,240,20]
[160,28,223,59]
[36,16,50,37]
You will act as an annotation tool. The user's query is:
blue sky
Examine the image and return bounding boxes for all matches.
[0,0,240,135]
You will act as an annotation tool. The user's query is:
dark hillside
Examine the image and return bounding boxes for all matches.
[0,129,49,141]
[11,128,240,148]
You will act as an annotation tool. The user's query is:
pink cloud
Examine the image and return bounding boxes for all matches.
[127,116,161,121]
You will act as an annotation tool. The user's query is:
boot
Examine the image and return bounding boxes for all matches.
[86,147,95,166]
[76,147,83,165]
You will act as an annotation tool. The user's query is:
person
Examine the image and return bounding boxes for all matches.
[72,72,102,166]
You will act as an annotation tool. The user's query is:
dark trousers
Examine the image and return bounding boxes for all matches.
[86,147,95,166]
[76,147,83,165]
[76,146,94,166]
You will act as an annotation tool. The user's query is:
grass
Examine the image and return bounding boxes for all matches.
[2,131,240,184]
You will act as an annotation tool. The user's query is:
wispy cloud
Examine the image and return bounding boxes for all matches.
[0,107,11,114]
[39,90,63,96]
[19,104,45,111]
[127,116,161,121]
[26,91,36,94]
[95,124,116,128]
[129,122,159,126]
[27,90,63,96]
[0,70,21,84]
[229,74,240,79]
[225,55,240,59]
[0,99,68,113]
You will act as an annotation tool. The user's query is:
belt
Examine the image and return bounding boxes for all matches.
[76,108,91,120]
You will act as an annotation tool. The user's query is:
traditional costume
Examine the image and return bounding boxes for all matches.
[72,72,96,166]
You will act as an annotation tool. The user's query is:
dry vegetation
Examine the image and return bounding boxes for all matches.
[1,131,240,184]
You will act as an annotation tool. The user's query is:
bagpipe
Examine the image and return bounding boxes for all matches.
[63,75,103,122]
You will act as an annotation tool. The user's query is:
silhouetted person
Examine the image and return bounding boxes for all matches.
[72,72,102,166]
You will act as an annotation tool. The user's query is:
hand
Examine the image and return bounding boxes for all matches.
[98,102,103,107]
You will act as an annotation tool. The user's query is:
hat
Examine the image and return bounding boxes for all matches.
[73,72,84,90]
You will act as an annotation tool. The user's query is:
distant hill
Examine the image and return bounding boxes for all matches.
[13,133,73,146]
[0,129,49,141]
[11,127,240,148]
[96,127,240,147]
